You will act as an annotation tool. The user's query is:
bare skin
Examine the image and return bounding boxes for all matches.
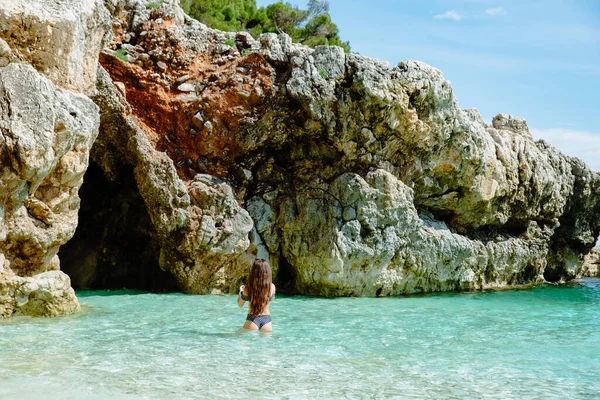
[238,283,276,332]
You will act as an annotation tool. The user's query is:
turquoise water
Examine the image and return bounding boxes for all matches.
[1,280,600,399]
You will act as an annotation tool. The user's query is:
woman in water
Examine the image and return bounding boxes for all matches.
[238,258,276,331]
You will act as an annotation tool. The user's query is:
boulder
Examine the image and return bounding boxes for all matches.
[253,170,548,296]
[0,63,99,316]
[581,247,600,277]
[0,269,80,317]
[0,0,111,94]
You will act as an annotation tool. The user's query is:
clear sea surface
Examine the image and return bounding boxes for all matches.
[1,279,600,399]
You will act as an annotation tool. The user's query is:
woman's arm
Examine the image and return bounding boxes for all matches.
[237,285,246,307]
[270,283,276,300]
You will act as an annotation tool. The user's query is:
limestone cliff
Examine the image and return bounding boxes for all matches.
[76,0,599,296]
[582,247,600,278]
[0,0,110,316]
[0,0,599,317]
[0,63,98,316]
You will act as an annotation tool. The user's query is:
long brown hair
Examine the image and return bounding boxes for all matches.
[247,259,272,315]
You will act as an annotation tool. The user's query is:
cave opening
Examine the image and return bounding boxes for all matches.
[274,255,297,294]
[59,161,178,292]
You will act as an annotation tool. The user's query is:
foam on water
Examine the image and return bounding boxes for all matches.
[2,280,600,399]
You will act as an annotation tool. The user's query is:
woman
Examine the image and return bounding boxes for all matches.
[238,258,276,331]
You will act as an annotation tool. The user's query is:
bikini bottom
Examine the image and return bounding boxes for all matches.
[246,314,272,329]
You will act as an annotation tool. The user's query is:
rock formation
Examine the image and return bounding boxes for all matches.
[0,0,110,316]
[73,0,598,297]
[75,65,253,294]
[0,0,111,94]
[581,246,600,278]
[1,0,599,316]
[0,63,98,316]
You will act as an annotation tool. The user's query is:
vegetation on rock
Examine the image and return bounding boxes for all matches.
[114,48,128,62]
[179,0,350,52]
[146,0,165,9]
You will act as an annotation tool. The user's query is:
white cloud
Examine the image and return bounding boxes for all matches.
[485,7,507,16]
[433,10,464,21]
[530,128,600,172]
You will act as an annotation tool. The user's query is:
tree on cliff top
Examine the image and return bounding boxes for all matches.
[179,0,350,52]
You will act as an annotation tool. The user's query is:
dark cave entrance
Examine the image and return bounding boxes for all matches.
[59,161,178,292]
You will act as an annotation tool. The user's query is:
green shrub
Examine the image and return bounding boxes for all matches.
[146,0,164,10]
[318,68,328,80]
[180,0,350,52]
[225,39,236,47]
[115,48,128,62]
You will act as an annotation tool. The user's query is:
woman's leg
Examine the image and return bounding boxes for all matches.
[259,322,272,332]
[243,320,259,330]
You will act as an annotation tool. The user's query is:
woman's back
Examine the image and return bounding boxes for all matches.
[238,259,275,331]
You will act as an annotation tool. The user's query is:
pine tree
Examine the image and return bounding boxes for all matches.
[180,0,350,52]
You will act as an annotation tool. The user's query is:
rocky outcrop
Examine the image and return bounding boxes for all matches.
[264,169,551,296]
[581,247,600,278]
[78,0,599,297]
[75,66,253,294]
[0,0,110,316]
[0,0,111,94]
[0,261,79,318]
[2,0,597,315]
[0,63,100,316]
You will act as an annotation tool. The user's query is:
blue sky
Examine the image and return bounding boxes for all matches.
[256,0,600,170]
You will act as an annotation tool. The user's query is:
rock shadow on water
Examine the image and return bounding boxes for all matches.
[76,289,159,297]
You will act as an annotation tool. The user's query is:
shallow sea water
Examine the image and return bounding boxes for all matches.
[1,279,600,399]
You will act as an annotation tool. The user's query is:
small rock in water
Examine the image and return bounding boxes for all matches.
[204,121,213,131]
[155,18,164,24]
